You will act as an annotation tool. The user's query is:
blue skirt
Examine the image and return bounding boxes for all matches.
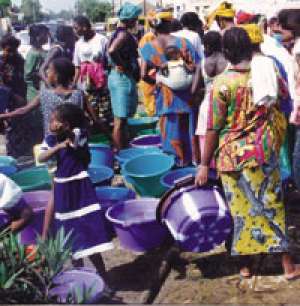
[54,176,113,260]
[108,69,138,118]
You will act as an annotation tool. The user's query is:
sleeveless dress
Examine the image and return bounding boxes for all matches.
[42,131,113,260]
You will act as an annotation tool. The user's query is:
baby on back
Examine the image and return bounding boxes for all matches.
[156,45,195,91]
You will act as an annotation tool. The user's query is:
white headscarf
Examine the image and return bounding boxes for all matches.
[0,173,23,210]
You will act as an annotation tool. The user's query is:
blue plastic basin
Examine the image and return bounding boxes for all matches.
[88,166,114,187]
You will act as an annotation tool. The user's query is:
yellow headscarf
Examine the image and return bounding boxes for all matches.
[239,23,264,44]
[206,2,235,28]
[155,11,173,21]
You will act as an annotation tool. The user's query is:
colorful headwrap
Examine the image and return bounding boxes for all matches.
[236,10,255,24]
[240,23,264,44]
[117,2,142,21]
[155,11,173,21]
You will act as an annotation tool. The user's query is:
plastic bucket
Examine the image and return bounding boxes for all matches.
[130,135,161,149]
[89,134,111,145]
[49,267,105,303]
[10,167,51,192]
[0,156,17,167]
[106,198,169,252]
[158,181,232,253]
[137,129,160,136]
[0,165,17,176]
[115,147,161,166]
[160,167,197,189]
[96,187,136,236]
[89,143,113,168]
[88,166,114,187]
[20,190,51,245]
[123,153,174,198]
[128,117,159,138]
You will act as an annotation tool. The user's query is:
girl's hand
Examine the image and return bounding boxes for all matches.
[195,165,209,186]
[57,139,71,150]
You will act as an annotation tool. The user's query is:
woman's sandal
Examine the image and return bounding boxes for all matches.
[285,264,300,281]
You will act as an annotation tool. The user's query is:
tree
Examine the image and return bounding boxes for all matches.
[77,0,112,22]
[20,0,42,24]
[0,0,11,17]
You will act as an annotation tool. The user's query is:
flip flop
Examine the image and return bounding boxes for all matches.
[285,264,300,281]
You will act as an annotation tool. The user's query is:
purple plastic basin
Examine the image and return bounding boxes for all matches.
[106,198,169,252]
[20,190,51,245]
[49,267,105,303]
[95,187,136,236]
[130,135,161,149]
[159,184,232,253]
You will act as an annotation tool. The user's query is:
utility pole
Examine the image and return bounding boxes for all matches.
[112,0,115,16]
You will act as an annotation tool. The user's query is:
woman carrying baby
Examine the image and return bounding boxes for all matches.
[139,11,204,166]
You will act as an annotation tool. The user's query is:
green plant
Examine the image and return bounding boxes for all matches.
[0,228,74,303]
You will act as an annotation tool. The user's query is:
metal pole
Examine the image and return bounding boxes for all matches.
[144,0,147,15]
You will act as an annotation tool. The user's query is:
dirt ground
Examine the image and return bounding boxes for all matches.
[3,134,300,305]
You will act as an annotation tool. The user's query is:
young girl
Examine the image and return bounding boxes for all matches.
[0,57,97,136]
[38,103,113,286]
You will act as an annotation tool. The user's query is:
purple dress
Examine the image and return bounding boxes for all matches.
[42,131,113,260]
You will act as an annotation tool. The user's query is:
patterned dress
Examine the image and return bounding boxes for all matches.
[207,65,289,255]
[139,37,201,166]
[41,132,113,260]
[40,88,84,136]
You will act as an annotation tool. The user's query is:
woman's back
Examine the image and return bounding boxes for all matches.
[211,67,286,171]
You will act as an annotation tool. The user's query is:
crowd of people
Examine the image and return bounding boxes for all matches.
[2,0,300,293]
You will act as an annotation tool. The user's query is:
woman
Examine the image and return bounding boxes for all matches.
[0,34,32,158]
[39,25,76,87]
[107,2,142,151]
[277,9,300,189]
[25,24,49,146]
[196,27,300,279]
[138,11,158,117]
[72,15,111,137]
[140,11,204,166]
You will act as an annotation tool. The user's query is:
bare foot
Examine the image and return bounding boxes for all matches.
[240,267,252,278]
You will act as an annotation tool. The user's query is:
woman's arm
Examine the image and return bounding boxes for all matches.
[0,95,40,119]
[108,31,128,70]
[141,60,156,85]
[195,130,219,186]
[38,140,69,163]
[83,94,98,122]
[10,205,33,233]
[191,63,205,102]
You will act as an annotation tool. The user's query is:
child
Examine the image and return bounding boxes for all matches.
[195,31,227,164]
[156,45,195,91]
[38,104,113,288]
[0,173,32,233]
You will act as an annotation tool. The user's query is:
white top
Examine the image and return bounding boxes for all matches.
[0,174,22,210]
[172,29,204,60]
[73,33,108,67]
[251,53,278,107]
[261,34,295,100]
